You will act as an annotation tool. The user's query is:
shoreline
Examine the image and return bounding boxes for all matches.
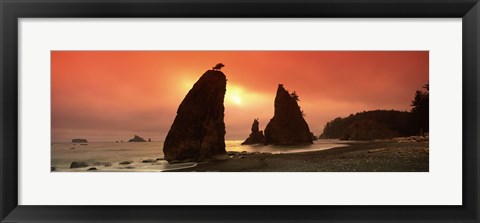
[166,140,429,172]
[51,139,428,172]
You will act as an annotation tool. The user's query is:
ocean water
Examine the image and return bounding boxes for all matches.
[51,139,348,172]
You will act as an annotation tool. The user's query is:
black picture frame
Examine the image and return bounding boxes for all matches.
[1,0,479,222]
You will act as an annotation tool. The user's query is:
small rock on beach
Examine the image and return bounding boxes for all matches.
[119,161,133,165]
[93,162,112,166]
[70,161,89,169]
[142,159,156,163]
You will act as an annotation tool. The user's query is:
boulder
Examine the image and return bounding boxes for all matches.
[241,119,265,145]
[142,159,156,163]
[93,162,112,166]
[163,70,228,163]
[227,151,240,156]
[119,161,133,165]
[264,84,313,145]
[70,161,89,169]
[72,138,88,143]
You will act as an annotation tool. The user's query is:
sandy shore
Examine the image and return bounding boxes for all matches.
[167,140,429,172]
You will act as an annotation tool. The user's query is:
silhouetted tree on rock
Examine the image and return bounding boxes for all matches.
[212,63,225,71]
[291,91,300,101]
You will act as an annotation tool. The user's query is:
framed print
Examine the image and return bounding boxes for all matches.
[49,50,430,173]
[1,0,479,222]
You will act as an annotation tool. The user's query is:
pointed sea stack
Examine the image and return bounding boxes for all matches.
[264,84,313,145]
[241,119,265,145]
[163,70,228,163]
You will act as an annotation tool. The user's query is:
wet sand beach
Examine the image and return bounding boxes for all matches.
[168,140,429,172]
[51,139,348,172]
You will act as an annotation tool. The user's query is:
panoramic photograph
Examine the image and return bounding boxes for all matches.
[51,51,429,172]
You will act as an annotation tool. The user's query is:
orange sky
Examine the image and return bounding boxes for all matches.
[51,51,428,142]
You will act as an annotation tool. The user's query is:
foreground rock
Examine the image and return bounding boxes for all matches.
[142,159,156,163]
[70,161,89,168]
[119,161,133,165]
[392,136,429,143]
[264,84,313,145]
[93,162,112,166]
[227,151,268,158]
[72,138,88,143]
[163,69,228,163]
[128,135,147,142]
[241,119,265,145]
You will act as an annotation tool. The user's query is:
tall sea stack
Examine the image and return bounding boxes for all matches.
[241,119,265,145]
[163,70,228,163]
[264,84,313,145]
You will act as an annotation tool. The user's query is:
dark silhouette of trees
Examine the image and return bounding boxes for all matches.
[410,83,429,135]
[290,91,300,101]
[212,63,225,71]
[320,110,411,140]
[321,83,430,140]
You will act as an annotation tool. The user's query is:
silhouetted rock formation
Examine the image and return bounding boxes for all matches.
[340,119,398,140]
[264,84,313,145]
[72,138,88,143]
[241,119,265,145]
[321,110,412,140]
[128,135,146,142]
[310,132,318,141]
[163,70,228,163]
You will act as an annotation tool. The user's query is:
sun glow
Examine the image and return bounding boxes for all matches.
[226,85,244,106]
[230,95,242,104]
[179,75,244,106]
